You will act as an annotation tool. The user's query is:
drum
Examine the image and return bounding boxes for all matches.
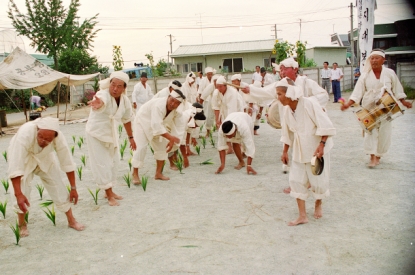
[266,100,281,129]
[376,92,402,115]
[355,108,376,131]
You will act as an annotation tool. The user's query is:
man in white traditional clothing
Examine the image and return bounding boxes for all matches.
[153,80,182,99]
[86,71,136,206]
[277,78,336,226]
[131,90,186,183]
[341,49,412,167]
[215,112,257,175]
[213,76,245,155]
[179,102,206,166]
[251,65,262,83]
[182,72,198,103]
[197,67,215,137]
[8,117,85,236]
[132,72,153,111]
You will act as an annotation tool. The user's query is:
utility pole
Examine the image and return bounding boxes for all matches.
[271,24,281,39]
[349,2,355,88]
[167,34,174,68]
[196,13,204,44]
[299,19,302,40]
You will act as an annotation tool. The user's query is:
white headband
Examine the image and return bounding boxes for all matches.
[369,51,385,58]
[205,67,213,73]
[224,123,236,135]
[170,90,184,102]
[276,78,303,100]
[169,81,181,91]
[35,117,60,132]
[216,76,227,85]
[280,58,298,69]
[231,74,242,81]
[99,71,129,91]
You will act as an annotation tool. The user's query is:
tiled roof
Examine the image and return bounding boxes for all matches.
[171,39,276,57]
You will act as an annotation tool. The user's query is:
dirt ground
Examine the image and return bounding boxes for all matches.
[0,93,414,275]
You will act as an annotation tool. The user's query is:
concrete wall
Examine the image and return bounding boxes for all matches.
[306,47,348,66]
[397,62,415,88]
[173,51,274,74]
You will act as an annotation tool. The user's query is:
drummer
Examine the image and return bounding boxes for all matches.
[341,49,412,168]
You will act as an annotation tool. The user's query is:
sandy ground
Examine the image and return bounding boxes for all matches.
[0,93,414,275]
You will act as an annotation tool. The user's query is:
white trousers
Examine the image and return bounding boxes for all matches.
[203,100,214,130]
[132,123,175,169]
[11,164,71,213]
[87,133,119,190]
[364,121,392,157]
[289,153,330,201]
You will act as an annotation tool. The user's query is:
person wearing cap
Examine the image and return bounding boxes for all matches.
[277,78,336,226]
[197,67,215,138]
[182,72,197,104]
[179,102,206,165]
[215,112,257,175]
[131,89,186,183]
[86,71,136,206]
[153,80,182,99]
[132,71,153,111]
[7,117,85,236]
[341,49,412,168]
[251,65,262,84]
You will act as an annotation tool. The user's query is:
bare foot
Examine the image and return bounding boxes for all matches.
[155,174,170,181]
[68,220,85,231]
[104,193,123,200]
[187,150,196,156]
[288,216,309,226]
[375,156,381,165]
[314,200,323,219]
[254,131,259,135]
[133,175,141,185]
[19,224,29,237]
[184,159,189,168]
[107,197,120,206]
[283,187,291,194]
[234,162,245,170]
[170,165,179,171]
[368,155,377,168]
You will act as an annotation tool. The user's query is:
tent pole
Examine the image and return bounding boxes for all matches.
[23,89,28,121]
[64,77,70,125]
[56,82,61,119]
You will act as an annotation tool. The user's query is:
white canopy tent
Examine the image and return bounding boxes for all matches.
[0,47,99,135]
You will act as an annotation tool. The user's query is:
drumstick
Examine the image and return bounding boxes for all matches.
[225,82,243,89]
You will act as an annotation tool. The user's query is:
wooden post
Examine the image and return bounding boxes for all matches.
[64,77,70,125]
[56,82,61,118]
[23,90,28,121]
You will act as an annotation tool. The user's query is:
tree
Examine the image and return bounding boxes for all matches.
[58,48,108,75]
[8,0,100,69]
[112,45,124,71]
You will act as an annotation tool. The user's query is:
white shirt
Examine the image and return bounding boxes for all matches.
[131,81,153,110]
[331,68,343,81]
[321,68,332,79]
[252,72,262,82]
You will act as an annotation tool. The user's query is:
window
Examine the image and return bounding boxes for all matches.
[190,63,197,72]
[176,64,181,72]
[222,58,243,73]
[182,64,189,73]
[264,58,276,68]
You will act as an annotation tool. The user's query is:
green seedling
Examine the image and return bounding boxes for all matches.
[261,118,265,123]
[71,145,75,156]
[40,200,54,208]
[77,140,82,149]
[149,145,154,155]
[123,173,132,188]
[200,159,214,165]
[79,136,84,144]
[118,125,123,138]
[10,220,21,245]
[42,205,56,226]
[173,152,184,174]
[35,184,45,199]
[2,151,7,162]
[201,136,207,149]
[0,200,7,219]
[72,135,76,144]
[2,178,10,194]
[76,166,83,181]
[24,211,29,224]
[212,124,217,132]
[141,176,148,191]
[120,139,127,160]
[128,158,132,171]
[199,124,204,133]
[66,185,71,193]
[195,145,201,156]
[88,188,100,205]
[80,154,87,167]
[209,136,215,148]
